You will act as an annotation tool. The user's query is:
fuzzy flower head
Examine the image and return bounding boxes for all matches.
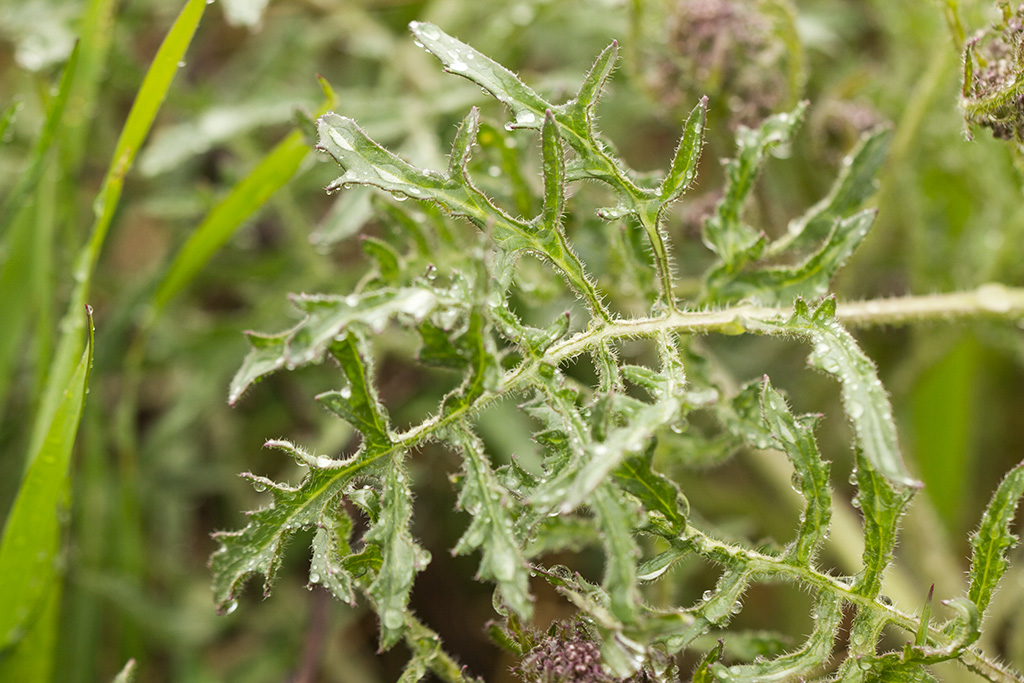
[516,623,611,683]
[962,3,1024,145]
[652,0,799,129]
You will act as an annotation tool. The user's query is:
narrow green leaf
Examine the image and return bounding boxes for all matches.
[0,42,79,235]
[852,447,914,597]
[540,109,565,230]
[0,99,19,143]
[771,126,891,255]
[111,659,137,683]
[0,210,39,419]
[0,309,92,650]
[318,335,392,450]
[910,597,979,662]
[701,104,807,270]
[707,209,876,305]
[408,21,549,130]
[590,483,642,624]
[30,0,207,459]
[912,336,979,528]
[149,128,315,319]
[750,297,919,488]
[613,452,689,536]
[657,97,707,204]
[692,641,725,683]
[711,592,842,682]
[564,40,619,135]
[760,379,832,565]
[448,424,532,619]
[968,461,1024,615]
[366,465,431,649]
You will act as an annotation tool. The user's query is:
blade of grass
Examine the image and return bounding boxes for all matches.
[58,0,119,175]
[0,47,79,427]
[0,42,79,237]
[147,119,325,321]
[0,308,93,667]
[27,0,207,460]
[0,99,20,141]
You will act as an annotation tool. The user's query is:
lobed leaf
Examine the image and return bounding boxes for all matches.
[365,465,431,649]
[706,209,876,305]
[772,126,891,256]
[968,460,1024,616]
[711,592,842,682]
[701,104,807,273]
[229,286,449,403]
[749,297,919,488]
[318,335,392,451]
[210,444,380,613]
[309,514,356,604]
[448,424,532,619]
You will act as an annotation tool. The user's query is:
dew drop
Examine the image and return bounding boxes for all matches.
[417,24,441,40]
[316,455,333,468]
[252,480,267,492]
[449,59,468,72]
[223,600,239,615]
[340,385,352,399]
[516,111,537,125]
[310,573,321,583]
[847,402,865,419]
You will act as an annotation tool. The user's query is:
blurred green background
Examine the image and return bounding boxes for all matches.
[1,0,1023,681]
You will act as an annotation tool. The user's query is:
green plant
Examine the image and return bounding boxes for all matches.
[210,20,1024,683]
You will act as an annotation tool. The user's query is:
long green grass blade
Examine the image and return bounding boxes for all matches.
[0,310,93,659]
[59,0,118,174]
[0,46,80,424]
[148,128,312,319]
[28,0,207,460]
[0,100,20,142]
[0,43,79,236]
